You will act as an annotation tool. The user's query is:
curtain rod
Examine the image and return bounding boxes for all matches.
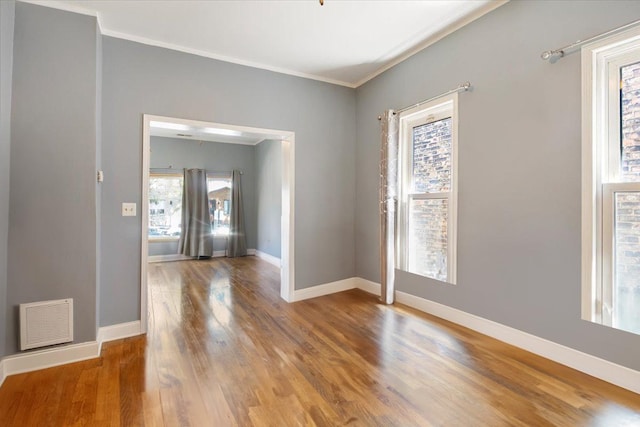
[541,18,640,61]
[150,168,242,175]
[377,82,471,120]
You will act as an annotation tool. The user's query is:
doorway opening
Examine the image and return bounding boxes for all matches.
[140,114,295,333]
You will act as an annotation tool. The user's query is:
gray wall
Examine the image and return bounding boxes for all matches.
[0,0,15,358]
[149,135,257,255]
[95,14,103,334]
[11,0,634,379]
[149,240,179,257]
[148,239,228,256]
[6,3,98,354]
[355,0,640,371]
[255,139,282,259]
[101,37,356,326]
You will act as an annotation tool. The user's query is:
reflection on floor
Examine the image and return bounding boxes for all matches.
[0,256,639,425]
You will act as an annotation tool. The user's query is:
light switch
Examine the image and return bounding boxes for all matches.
[122,202,136,217]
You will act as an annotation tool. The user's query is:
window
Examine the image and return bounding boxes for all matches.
[582,27,640,335]
[148,173,183,239]
[398,94,458,283]
[207,176,231,236]
[148,172,232,239]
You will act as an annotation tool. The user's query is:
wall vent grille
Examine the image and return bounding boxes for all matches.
[20,299,74,350]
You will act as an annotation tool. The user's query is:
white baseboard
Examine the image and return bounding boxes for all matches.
[0,359,5,388]
[0,320,145,386]
[150,249,257,263]
[97,321,142,345]
[254,250,281,267]
[1,341,100,377]
[148,254,192,263]
[4,277,637,396]
[293,277,358,302]
[149,252,225,262]
[352,278,640,395]
[355,278,380,295]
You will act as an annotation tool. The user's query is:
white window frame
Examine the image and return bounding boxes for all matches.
[398,93,458,284]
[148,171,183,242]
[582,25,640,327]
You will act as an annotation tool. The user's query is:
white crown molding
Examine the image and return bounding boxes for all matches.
[18,0,353,87]
[354,1,509,88]
[18,0,507,89]
[18,0,104,39]
[254,250,281,268]
[18,0,96,16]
[352,278,640,395]
[100,29,356,89]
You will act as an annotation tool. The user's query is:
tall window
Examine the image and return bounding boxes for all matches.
[583,27,640,335]
[398,94,458,284]
[149,173,183,239]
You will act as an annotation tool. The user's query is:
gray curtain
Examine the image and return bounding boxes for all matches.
[226,170,247,257]
[380,110,399,304]
[178,168,213,257]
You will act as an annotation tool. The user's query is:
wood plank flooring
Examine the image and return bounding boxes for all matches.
[0,256,639,426]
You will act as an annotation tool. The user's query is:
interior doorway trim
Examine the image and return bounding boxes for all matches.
[141,114,295,334]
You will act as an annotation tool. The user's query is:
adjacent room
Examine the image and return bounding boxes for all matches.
[0,0,639,425]
[145,120,283,264]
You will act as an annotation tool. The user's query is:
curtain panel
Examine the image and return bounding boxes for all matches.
[178,168,214,257]
[380,110,399,304]
[227,170,247,257]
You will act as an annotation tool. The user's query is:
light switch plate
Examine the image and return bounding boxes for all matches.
[122,202,136,217]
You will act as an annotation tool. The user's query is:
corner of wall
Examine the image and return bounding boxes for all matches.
[254,250,281,268]
[0,0,16,360]
[7,0,100,352]
[95,7,103,340]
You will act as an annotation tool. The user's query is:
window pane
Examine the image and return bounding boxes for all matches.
[408,198,448,281]
[621,61,640,182]
[412,117,452,193]
[149,176,183,238]
[613,192,640,334]
[207,178,231,236]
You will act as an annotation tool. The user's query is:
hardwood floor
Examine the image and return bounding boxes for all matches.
[0,256,639,426]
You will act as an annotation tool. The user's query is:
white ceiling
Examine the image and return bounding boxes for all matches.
[26,0,505,88]
[150,119,283,145]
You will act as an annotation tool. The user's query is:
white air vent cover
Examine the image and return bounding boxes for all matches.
[20,299,74,350]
